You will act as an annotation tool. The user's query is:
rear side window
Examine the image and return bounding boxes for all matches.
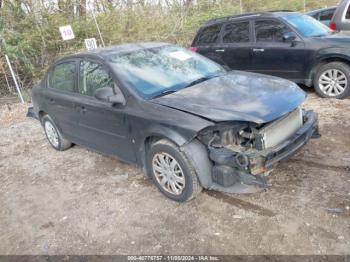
[79,60,114,96]
[255,20,292,42]
[319,9,334,22]
[223,21,250,43]
[196,24,222,45]
[49,62,76,92]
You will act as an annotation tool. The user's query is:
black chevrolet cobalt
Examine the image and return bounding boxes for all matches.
[30,43,319,202]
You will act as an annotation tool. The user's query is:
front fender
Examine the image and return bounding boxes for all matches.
[307,48,350,82]
[315,47,350,61]
[139,128,214,188]
[137,124,205,171]
[181,139,213,189]
[143,125,194,147]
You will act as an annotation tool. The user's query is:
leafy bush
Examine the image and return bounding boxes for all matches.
[0,0,338,96]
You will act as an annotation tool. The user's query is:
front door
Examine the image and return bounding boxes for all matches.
[74,59,136,162]
[251,19,306,82]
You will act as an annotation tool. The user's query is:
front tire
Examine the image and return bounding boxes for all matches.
[42,115,72,151]
[147,139,202,202]
[314,62,350,99]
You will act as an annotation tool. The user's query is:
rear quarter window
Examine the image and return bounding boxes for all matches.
[196,24,222,45]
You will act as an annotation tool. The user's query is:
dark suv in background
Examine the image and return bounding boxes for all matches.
[191,11,350,99]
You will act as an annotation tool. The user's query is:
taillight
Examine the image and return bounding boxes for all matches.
[330,22,337,30]
[190,47,197,52]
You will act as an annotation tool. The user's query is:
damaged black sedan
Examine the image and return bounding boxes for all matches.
[30,42,319,202]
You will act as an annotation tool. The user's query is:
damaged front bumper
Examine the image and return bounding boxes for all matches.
[208,110,319,193]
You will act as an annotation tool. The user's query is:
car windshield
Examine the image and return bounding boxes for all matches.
[109,45,226,99]
[283,14,333,37]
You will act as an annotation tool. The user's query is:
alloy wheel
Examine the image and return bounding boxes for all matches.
[319,69,347,97]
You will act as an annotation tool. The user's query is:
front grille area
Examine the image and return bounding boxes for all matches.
[259,107,303,149]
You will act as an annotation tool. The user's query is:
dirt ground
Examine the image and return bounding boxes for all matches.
[0,91,349,255]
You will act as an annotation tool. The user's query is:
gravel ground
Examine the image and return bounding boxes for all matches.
[0,92,349,255]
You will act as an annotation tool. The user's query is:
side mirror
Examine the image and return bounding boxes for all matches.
[94,87,125,106]
[283,32,297,44]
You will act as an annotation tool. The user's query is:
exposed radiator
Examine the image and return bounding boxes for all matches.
[259,107,303,149]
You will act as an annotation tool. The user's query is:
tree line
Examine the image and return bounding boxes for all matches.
[0,0,337,97]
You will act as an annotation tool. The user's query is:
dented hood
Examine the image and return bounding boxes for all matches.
[152,71,306,124]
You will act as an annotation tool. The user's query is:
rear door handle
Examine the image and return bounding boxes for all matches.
[215,49,225,52]
[79,106,86,114]
[75,105,86,114]
[49,98,55,104]
[253,48,265,52]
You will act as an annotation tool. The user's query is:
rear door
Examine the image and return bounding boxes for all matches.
[45,60,81,139]
[218,20,252,70]
[193,23,227,66]
[250,19,306,82]
[74,59,136,162]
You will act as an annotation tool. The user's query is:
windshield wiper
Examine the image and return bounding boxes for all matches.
[152,90,177,99]
[152,74,221,99]
[184,76,211,89]
[184,74,220,89]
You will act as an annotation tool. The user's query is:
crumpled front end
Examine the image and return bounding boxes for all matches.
[197,108,319,193]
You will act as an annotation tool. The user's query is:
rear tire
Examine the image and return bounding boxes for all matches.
[147,139,202,202]
[314,62,350,99]
[41,115,72,151]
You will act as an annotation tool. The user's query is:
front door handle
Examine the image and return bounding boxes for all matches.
[253,48,265,52]
[215,49,225,52]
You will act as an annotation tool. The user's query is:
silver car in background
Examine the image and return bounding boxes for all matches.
[330,0,350,31]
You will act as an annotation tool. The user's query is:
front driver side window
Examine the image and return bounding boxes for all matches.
[255,20,292,42]
[79,60,114,96]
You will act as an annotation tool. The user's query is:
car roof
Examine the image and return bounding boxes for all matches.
[203,11,299,27]
[306,6,337,15]
[55,42,171,62]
